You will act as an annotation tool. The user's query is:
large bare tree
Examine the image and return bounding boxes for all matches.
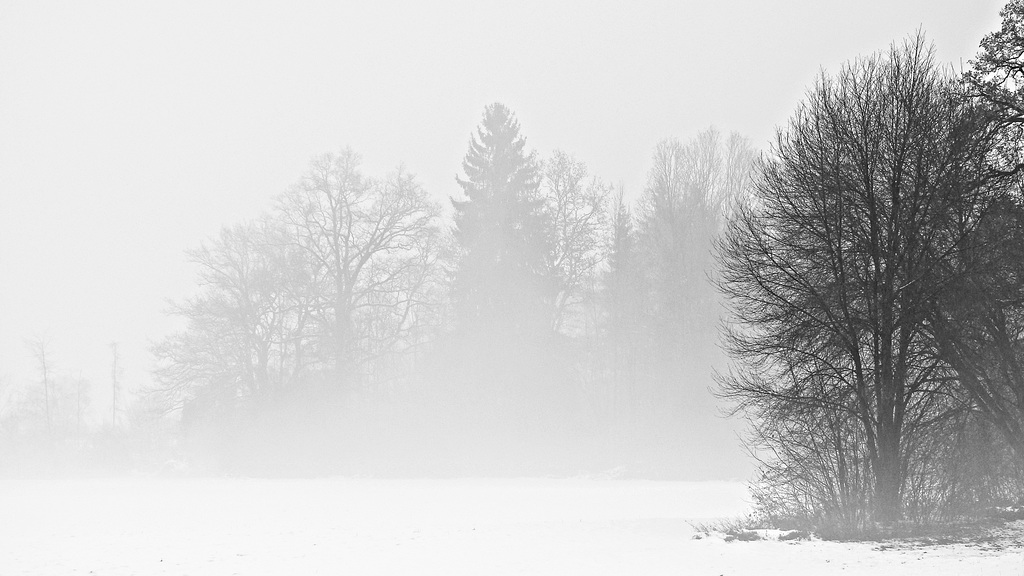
[718,36,1005,527]
[153,151,441,417]
[278,150,441,391]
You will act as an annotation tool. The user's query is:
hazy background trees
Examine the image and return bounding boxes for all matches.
[132,101,755,478]
[0,337,152,474]
[148,150,443,472]
[574,129,754,476]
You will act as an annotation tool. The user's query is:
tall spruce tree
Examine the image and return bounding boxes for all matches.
[602,190,647,422]
[452,103,553,337]
[442,104,573,461]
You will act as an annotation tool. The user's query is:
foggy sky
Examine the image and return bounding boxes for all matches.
[0,0,1004,430]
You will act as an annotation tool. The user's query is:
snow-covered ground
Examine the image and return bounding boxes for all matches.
[2,477,1022,575]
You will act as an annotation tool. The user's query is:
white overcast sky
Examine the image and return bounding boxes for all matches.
[0,0,1006,421]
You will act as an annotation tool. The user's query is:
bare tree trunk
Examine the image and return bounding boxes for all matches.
[28,338,52,437]
[873,423,902,523]
[335,292,352,390]
[76,375,82,438]
[110,342,120,429]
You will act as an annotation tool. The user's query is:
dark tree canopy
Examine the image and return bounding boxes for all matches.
[717,35,1013,528]
[969,0,1024,175]
[937,0,1024,467]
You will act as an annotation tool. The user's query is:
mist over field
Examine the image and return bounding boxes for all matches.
[6,1,1024,574]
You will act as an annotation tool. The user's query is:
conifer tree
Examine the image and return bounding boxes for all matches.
[452,103,553,337]
[602,190,647,421]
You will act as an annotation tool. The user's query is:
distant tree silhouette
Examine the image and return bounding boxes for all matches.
[636,130,752,415]
[152,219,306,416]
[280,151,441,390]
[542,150,612,335]
[152,152,441,419]
[440,104,579,467]
[600,190,648,424]
[452,103,554,337]
[26,337,52,436]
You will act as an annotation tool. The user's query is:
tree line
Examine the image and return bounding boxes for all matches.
[717,2,1024,535]
[142,104,753,476]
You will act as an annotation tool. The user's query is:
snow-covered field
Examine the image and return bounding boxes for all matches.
[2,477,1022,575]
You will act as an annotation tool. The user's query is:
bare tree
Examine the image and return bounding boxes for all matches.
[638,129,752,349]
[629,129,753,418]
[279,150,441,391]
[152,218,314,414]
[26,337,52,436]
[110,342,121,428]
[153,149,442,419]
[542,150,612,334]
[75,373,90,437]
[717,36,1003,527]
